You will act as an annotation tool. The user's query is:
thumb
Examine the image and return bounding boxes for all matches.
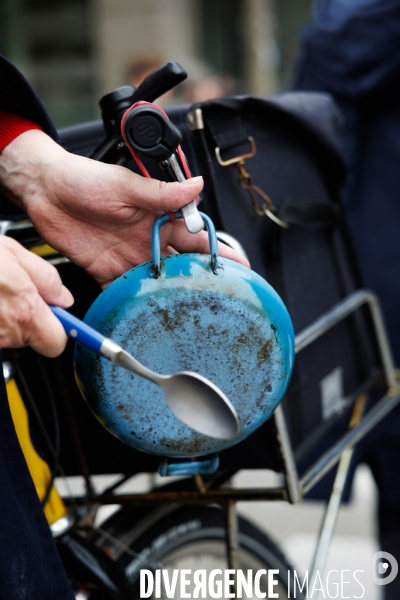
[125,174,204,212]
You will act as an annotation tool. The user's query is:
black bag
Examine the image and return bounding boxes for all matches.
[168,94,379,475]
[13,92,381,479]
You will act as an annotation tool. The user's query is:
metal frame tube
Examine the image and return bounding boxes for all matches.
[308,447,354,599]
[65,486,287,506]
[294,290,397,391]
[224,500,239,597]
[300,388,400,494]
[273,405,301,504]
[308,393,367,595]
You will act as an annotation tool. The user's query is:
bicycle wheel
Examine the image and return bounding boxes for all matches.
[93,505,296,599]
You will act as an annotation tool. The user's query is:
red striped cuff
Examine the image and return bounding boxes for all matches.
[0,110,44,153]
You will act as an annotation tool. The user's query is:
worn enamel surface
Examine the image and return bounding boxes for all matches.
[74,254,295,458]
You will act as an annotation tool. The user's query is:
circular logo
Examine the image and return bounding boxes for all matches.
[131,115,163,148]
[372,551,398,585]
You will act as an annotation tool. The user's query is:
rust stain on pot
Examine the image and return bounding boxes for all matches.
[159,308,174,331]
[158,434,207,454]
[257,338,274,363]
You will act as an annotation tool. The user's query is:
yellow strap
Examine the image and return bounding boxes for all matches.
[29,243,58,257]
[6,377,66,525]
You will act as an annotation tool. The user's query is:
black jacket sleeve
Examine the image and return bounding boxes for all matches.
[0,53,58,218]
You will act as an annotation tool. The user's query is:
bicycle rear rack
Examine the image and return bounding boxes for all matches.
[3,213,398,589]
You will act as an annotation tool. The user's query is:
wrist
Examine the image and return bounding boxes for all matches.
[0,128,61,211]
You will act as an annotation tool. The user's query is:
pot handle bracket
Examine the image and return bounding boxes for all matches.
[151,210,220,276]
[158,455,220,477]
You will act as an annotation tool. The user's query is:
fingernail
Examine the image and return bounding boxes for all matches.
[180,176,203,186]
[61,287,75,308]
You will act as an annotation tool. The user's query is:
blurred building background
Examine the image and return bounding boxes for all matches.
[0,0,312,127]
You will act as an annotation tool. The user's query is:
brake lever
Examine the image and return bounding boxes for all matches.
[130,61,186,104]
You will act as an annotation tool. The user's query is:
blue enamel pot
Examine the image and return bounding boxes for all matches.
[74,211,295,459]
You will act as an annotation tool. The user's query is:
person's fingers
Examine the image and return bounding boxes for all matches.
[165,245,179,256]
[11,239,74,307]
[24,297,69,357]
[161,220,250,268]
[0,239,72,356]
[0,243,69,357]
[18,251,73,354]
[216,241,250,267]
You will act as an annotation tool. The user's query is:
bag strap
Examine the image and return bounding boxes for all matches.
[187,108,226,231]
[277,200,340,229]
[196,98,249,151]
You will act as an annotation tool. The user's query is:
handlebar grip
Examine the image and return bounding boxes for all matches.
[131,61,187,104]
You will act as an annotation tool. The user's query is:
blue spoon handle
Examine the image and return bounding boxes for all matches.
[50,305,106,354]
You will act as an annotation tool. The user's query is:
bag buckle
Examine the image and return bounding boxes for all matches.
[215,136,256,166]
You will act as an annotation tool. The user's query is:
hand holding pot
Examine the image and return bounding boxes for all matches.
[0,130,249,289]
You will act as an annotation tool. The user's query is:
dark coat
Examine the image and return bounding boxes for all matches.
[294,6,400,586]
[0,53,74,600]
[294,0,400,363]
